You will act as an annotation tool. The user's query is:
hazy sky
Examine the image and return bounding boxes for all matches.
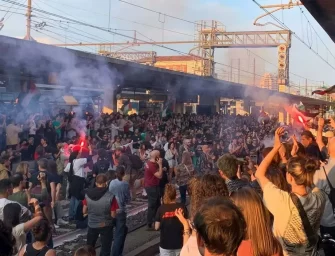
[0,0,334,93]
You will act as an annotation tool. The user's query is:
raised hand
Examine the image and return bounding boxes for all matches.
[274,127,285,149]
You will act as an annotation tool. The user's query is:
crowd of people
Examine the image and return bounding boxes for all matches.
[0,105,335,256]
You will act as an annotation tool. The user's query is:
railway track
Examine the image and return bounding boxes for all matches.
[53,190,185,255]
[53,196,151,255]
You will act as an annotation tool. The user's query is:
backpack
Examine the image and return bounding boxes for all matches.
[322,166,335,215]
[127,154,143,170]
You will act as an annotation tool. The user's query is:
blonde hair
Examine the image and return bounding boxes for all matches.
[16,162,29,176]
[231,187,283,256]
[163,184,176,204]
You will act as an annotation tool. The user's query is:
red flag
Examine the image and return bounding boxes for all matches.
[312,85,335,95]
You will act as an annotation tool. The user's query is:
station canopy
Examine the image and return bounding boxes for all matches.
[0,35,331,107]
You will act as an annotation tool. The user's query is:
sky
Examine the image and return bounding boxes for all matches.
[0,0,334,95]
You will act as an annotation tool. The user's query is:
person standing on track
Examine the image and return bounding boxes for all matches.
[83,174,119,256]
[109,166,131,256]
[144,150,163,231]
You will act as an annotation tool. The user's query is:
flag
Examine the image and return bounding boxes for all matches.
[120,99,131,115]
[312,85,335,95]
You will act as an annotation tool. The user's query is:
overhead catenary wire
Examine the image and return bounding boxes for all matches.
[31,25,97,52]
[118,0,200,26]
[0,0,328,87]
[3,0,27,22]
[1,0,19,19]
[36,0,194,37]
[115,0,328,85]
[31,9,144,54]
[297,5,335,61]
[252,0,335,71]
[32,18,141,54]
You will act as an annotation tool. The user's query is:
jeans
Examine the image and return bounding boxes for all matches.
[87,226,114,256]
[159,247,181,256]
[179,185,187,205]
[320,225,335,256]
[111,212,128,256]
[145,186,161,227]
[69,196,80,220]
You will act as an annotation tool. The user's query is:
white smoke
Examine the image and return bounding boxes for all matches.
[2,37,124,138]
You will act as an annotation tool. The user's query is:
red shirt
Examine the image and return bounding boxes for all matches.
[82,197,119,212]
[144,160,160,187]
[237,240,281,256]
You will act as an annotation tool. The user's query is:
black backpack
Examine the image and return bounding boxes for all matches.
[127,154,143,170]
[323,167,335,214]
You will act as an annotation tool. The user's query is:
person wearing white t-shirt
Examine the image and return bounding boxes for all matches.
[64,146,92,220]
[256,127,326,256]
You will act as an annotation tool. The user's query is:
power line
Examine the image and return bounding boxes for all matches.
[0,0,325,88]
[252,0,335,71]
[32,8,142,53]
[1,0,18,19]
[297,5,335,61]
[0,8,25,16]
[35,0,134,33]
[116,0,326,84]
[31,25,97,52]
[36,0,194,37]
[3,0,26,22]
[118,0,200,26]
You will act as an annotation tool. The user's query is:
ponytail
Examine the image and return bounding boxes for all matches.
[287,156,317,188]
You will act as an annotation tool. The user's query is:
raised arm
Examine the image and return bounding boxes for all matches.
[316,117,325,150]
[255,127,284,189]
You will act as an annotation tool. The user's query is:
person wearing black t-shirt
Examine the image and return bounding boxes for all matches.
[155,184,188,255]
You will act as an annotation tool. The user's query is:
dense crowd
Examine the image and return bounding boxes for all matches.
[0,105,335,256]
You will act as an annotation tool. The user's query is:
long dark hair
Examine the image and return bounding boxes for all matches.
[68,151,79,180]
